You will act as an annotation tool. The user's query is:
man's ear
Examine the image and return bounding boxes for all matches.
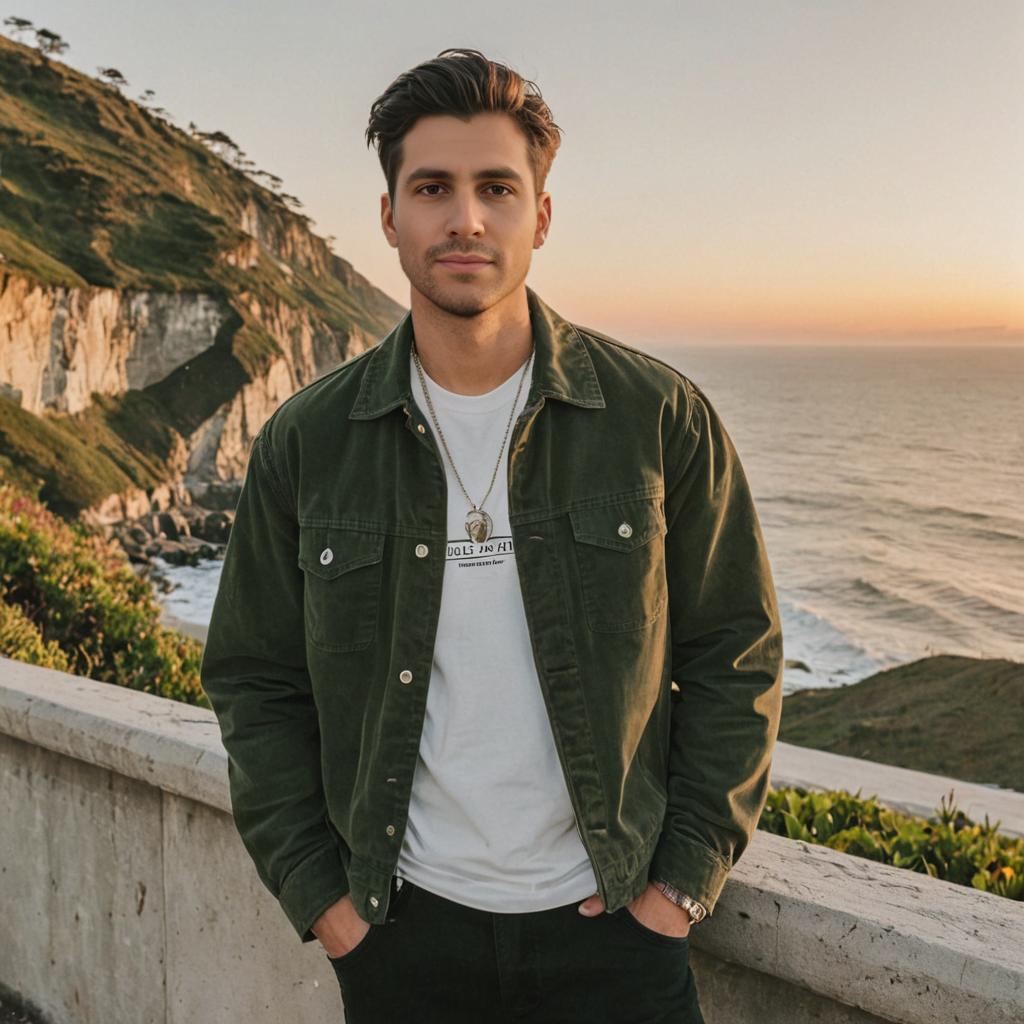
[534,192,552,248]
[381,192,398,248]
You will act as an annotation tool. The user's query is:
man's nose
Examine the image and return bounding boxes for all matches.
[445,191,486,236]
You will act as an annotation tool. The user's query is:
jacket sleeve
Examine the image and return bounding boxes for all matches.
[200,421,350,943]
[648,377,784,916]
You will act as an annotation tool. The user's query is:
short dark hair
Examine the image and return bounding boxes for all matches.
[365,48,563,208]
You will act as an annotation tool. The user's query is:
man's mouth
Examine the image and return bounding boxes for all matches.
[437,256,493,271]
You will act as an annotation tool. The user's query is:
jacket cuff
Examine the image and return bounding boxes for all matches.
[277,843,351,943]
[648,832,731,917]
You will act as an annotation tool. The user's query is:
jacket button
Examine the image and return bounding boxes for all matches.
[617,522,633,538]
[415,543,429,558]
[417,424,426,433]
[399,669,413,684]
[386,824,396,836]
[369,896,379,908]
[319,547,334,564]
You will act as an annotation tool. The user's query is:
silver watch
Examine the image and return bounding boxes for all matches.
[652,879,707,923]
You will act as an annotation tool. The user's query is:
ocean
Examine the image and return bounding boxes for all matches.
[155,344,1023,695]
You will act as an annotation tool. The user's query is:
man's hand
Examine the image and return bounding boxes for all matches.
[578,882,692,938]
[312,893,372,958]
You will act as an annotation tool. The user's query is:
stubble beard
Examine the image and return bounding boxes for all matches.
[400,248,527,320]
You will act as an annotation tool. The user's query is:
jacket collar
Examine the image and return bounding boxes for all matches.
[349,285,605,420]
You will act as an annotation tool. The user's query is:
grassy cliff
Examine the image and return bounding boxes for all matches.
[780,655,1024,791]
[0,33,394,313]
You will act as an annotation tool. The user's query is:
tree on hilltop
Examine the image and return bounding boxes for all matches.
[195,129,253,170]
[98,67,129,90]
[3,16,34,42]
[188,125,289,200]
[253,170,284,193]
[34,28,68,57]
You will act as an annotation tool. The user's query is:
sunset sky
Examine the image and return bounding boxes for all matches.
[18,0,1024,346]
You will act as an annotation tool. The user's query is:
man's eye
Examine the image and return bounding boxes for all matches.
[415,184,512,197]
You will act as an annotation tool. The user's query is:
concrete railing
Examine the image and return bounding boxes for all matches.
[1,656,1022,1024]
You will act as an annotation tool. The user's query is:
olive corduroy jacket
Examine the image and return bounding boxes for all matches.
[199,285,785,943]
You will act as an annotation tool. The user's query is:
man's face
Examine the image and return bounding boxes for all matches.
[380,111,551,318]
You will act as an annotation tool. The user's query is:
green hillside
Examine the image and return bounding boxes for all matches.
[780,655,1024,791]
[0,33,392,311]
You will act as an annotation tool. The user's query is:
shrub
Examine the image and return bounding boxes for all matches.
[0,479,209,707]
[760,785,1022,901]
[0,597,69,669]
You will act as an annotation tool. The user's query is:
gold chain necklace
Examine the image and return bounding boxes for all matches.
[412,340,534,544]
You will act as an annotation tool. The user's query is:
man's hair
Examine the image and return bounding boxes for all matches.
[365,48,563,208]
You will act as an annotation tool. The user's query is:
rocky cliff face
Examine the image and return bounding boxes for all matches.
[0,273,230,415]
[0,262,393,521]
[0,253,394,520]
[181,311,374,497]
[0,267,380,457]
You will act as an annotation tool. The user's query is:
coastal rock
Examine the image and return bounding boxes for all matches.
[154,509,191,541]
[150,535,221,566]
[190,482,242,511]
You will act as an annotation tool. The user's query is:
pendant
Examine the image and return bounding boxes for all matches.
[465,508,493,544]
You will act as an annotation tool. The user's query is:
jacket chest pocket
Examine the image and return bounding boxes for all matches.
[569,496,668,633]
[297,526,386,652]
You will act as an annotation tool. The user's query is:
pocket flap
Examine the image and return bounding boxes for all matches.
[297,526,386,580]
[569,497,666,552]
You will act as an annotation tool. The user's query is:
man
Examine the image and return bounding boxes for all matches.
[201,47,784,1023]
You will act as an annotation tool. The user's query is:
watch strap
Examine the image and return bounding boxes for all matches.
[651,879,707,923]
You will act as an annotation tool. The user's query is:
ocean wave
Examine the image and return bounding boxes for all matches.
[837,577,967,634]
[765,490,1024,546]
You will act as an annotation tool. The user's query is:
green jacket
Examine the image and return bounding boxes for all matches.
[200,285,784,943]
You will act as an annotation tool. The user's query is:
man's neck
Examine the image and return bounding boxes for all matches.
[409,286,533,396]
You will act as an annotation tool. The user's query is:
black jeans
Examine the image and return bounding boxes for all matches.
[326,875,706,1023]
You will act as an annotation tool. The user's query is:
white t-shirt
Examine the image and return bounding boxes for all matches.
[396,347,598,910]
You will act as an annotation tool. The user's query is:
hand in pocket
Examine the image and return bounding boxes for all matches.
[313,893,372,958]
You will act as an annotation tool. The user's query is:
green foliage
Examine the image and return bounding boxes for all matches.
[0,479,209,707]
[107,190,226,289]
[760,785,1023,902]
[0,597,69,669]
